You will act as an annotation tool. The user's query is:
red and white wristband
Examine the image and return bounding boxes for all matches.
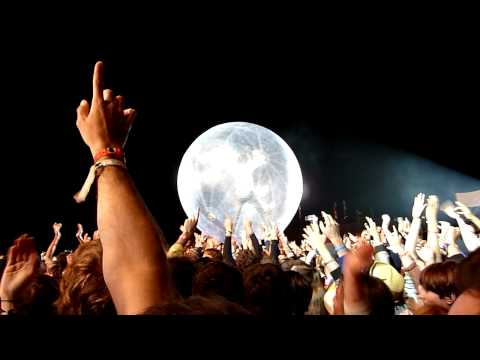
[74,148,126,203]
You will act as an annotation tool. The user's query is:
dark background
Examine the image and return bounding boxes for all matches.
[0,11,478,253]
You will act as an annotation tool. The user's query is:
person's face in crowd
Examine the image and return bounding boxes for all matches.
[418,285,455,310]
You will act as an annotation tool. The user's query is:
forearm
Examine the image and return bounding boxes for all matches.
[457,218,480,253]
[426,232,441,263]
[97,166,172,314]
[223,235,236,267]
[467,214,480,230]
[249,233,262,257]
[270,241,280,265]
[330,234,348,258]
[405,218,421,257]
[316,245,340,275]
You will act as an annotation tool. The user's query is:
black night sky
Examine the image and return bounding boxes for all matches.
[0,13,478,253]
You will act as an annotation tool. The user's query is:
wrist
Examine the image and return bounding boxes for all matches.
[93,146,125,163]
[330,235,343,246]
[89,141,120,157]
[178,233,189,245]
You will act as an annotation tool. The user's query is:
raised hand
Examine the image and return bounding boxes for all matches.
[364,217,381,245]
[224,217,233,235]
[412,193,427,219]
[52,222,62,238]
[44,223,63,275]
[384,225,404,253]
[51,222,62,253]
[194,233,205,249]
[76,224,84,244]
[76,61,136,157]
[183,216,198,238]
[454,201,474,219]
[319,211,342,245]
[381,214,391,231]
[441,200,460,220]
[303,223,327,251]
[262,222,278,241]
[244,219,254,236]
[82,233,92,243]
[0,234,40,305]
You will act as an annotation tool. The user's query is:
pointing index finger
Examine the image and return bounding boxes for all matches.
[92,61,104,102]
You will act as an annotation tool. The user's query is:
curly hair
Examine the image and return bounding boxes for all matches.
[235,249,260,272]
[203,248,223,262]
[243,263,290,315]
[55,239,115,315]
[192,261,245,304]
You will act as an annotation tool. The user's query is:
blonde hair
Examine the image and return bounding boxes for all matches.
[55,239,114,315]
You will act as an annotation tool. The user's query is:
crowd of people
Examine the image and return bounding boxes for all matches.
[1,61,479,315]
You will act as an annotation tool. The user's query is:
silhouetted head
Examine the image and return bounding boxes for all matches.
[243,263,290,315]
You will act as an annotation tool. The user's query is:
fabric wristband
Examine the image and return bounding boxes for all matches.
[74,158,126,203]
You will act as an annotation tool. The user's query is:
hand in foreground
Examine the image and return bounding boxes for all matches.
[76,61,136,157]
[0,234,40,303]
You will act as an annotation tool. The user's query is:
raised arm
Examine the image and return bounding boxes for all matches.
[455,201,480,230]
[405,193,426,259]
[167,216,197,258]
[244,219,262,257]
[0,235,40,314]
[303,221,341,281]
[365,217,390,264]
[75,61,173,314]
[443,202,480,253]
[425,195,441,263]
[44,222,62,276]
[223,217,236,267]
[320,211,348,258]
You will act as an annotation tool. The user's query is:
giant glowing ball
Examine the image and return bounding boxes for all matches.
[177,122,303,243]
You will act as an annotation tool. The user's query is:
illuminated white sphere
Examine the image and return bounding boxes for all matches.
[177,122,303,243]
